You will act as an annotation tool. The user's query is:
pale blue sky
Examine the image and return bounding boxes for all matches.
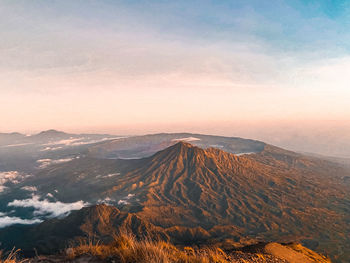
[0,0,350,156]
[1,0,350,76]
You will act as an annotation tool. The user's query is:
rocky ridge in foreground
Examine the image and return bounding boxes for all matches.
[0,205,331,263]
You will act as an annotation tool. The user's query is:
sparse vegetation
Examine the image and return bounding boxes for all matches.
[66,232,231,263]
[0,249,25,263]
[60,233,330,262]
[0,229,330,263]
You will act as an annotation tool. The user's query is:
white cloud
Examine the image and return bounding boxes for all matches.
[209,144,224,148]
[126,194,135,199]
[117,194,135,205]
[117,200,129,205]
[21,186,37,192]
[0,143,33,148]
[97,197,115,205]
[44,137,82,146]
[36,158,74,168]
[235,152,255,156]
[68,137,120,145]
[44,137,122,147]
[0,216,42,228]
[8,195,88,217]
[40,146,63,151]
[0,171,32,188]
[96,172,120,179]
[172,137,201,142]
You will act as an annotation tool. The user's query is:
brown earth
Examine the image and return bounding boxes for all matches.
[1,142,349,261]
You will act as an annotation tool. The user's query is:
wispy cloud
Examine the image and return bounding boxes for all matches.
[36,158,74,168]
[96,173,120,179]
[97,197,115,205]
[0,143,33,148]
[42,137,122,149]
[0,171,32,191]
[118,194,135,205]
[0,216,42,228]
[21,186,38,192]
[8,195,88,217]
[0,1,350,157]
[40,146,63,151]
[172,137,201,142]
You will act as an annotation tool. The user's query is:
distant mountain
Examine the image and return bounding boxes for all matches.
[0,129,120,173]
[0,132,26,146]
[300,151,350,169]
[0,130,70,146]
[32,129,69,139]
[0,132,25,139]
[88,133,266,159]
[2,141,349,261]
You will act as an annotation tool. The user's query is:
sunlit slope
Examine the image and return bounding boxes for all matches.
[2,141,349,261]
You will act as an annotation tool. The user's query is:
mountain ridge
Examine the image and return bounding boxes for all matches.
[0,204,332,263]
[0,139,349,261]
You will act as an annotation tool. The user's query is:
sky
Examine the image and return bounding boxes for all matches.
[1,0,350,156]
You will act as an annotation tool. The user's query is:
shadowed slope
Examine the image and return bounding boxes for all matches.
[0,206,331,263]
[0,204,168,256]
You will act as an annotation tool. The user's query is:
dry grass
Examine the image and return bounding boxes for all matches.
[285,243,331,263]
[66,232,231,263]
[0,248,26,263]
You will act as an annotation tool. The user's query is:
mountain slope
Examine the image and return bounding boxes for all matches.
[123,143,349,241]
[1,142,349,261]
[0,204,331,263]
[111,142,349,261]
[0,204,168,256]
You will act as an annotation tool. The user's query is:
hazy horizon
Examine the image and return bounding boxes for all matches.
[2,120,350,159]
[1,0,350,157]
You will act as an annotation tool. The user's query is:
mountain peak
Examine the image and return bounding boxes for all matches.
[0,132,25,137]
[173,141,196,149]
[38,129,66,135]
[34,129,68,138]
[154,141,205,160]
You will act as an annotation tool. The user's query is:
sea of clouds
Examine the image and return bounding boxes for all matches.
[8,194,88,218]
[42,137,122,149]
[36,158,74,168]
[0,194,89,228]
[0,171,32,192]
[0,216,42,228]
